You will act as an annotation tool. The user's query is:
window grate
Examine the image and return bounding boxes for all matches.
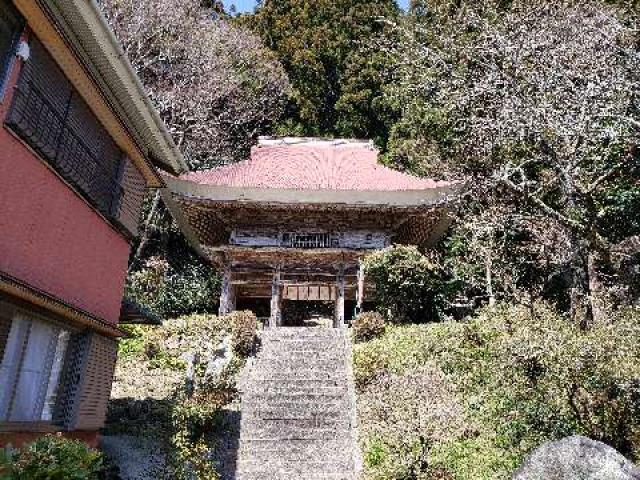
[8,82,123,218]
[281,232,336,249]
[5,39,145,238]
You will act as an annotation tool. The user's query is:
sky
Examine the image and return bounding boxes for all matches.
[224,0,410,14]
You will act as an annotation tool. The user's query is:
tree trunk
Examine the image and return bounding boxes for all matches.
[587,248,611,324]
[569,237,593,329]
[485,251,495,307]
[128,190,162,273]
[569,234,611,328]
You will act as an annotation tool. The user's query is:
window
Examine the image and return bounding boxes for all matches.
[5,38,147,238]
[281,232,335,249]
[0,0,22,96]
[0,311,70,423]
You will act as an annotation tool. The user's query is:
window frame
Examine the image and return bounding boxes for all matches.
[0,0,24,101]
[0,301,77,427]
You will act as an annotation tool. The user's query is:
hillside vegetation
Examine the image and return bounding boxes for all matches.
[354,303,640,479]
[96,1,640,477]
[105,313,256,479]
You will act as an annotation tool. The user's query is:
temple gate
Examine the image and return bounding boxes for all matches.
[164,138,454,327]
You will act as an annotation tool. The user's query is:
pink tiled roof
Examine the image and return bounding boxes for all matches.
[180,144,450,191]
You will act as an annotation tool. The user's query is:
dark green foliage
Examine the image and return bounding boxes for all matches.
[126,200,220,320]
[364,245,450,323]
[245,0,399,139]
[597,180,640,243]
[0,435,104,480]
[229,310,259,357]
[125,254,219,320]
[353,311,386,342]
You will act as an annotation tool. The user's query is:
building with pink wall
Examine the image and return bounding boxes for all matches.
[0,0,186,447]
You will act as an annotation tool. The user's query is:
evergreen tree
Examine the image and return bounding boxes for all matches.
[245,0,399,139]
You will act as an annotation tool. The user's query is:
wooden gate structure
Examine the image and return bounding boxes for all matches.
[163,138,455,327]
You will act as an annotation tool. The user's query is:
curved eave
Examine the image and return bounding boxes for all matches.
[17,0,187,176]
[163,175,457,208]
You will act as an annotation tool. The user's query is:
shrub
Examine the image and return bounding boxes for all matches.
[229,310,259,357]
[483,304,640,460]
[358,365,467,479]
[353,303,640,479]
[364,245,449,323]
[0,434,103,479]
[125,253,220,320]
[353,312,386,342]
[170,397,222,480]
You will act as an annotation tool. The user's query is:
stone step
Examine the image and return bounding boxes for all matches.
[240,424,352,440]
[243,418,350,431]
[253,371,348,380]
[243,407,346,418]
[238,437,355,452]
[236,458,354,473]
[262,327,345,337]
[259,341,345,348]
[252,368,348,377]
[256,354,347,363]
[249,379,348,388]
[243,409,347,419]
[261,337,345,351]
[244,391,347,401]
[237,465,355,477]
[236,328,359,479]
[237,453,354,464]
[263,340,346,346]
[237,451,355,464]
[236,472,355,480]
[244,400,346,410]
[256,354,347,364]
[255,352,347,360]
[243,400,348,411]
[251,367,348,377]
[245,385,348,395]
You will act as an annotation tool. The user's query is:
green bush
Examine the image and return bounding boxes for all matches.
[170,397,222,480]
[125,254,220,320]
[364,245,449,323]
[0,434,103,480]
[229,310,259,357]
[353,312,386,342]
[353,303,640,479]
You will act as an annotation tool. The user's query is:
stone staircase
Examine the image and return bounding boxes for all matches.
[235,327,361,480]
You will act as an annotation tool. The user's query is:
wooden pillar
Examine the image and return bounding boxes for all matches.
[229,282,237,312]
[356,260,365,315]
[269,268,281,327]
[218,266,233,316]
[334,265,345,328]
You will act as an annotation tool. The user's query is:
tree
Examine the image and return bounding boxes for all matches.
[100,0,290,169]
[245,0,399,139]
[364,245,449,323]
[385,0,640,325]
